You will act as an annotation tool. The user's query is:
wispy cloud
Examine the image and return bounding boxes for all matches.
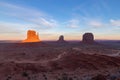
[110,19,120,27]
[88,20,104,28]
[0,21,28,33]
[0,2,58,29]
[66,19,80,28]
[30,18,58,29]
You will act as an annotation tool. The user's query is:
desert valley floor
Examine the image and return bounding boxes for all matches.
[0,41,120,80]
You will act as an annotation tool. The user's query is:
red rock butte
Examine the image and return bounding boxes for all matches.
[82,33,94,44]
[22,30,40,43]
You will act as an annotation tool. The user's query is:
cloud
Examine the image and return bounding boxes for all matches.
[110,19,120,27]
[30,18,58,29]
[67,19,80,28]
[88,19,120,28]
[0,21,28,33]
[0,2,58,29]
[88,20,104,28]
[0,2,44,18]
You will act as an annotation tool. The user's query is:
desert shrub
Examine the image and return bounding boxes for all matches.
[109,75,117,80]
[69,77,73,80]
[61,73,69,80]
[50,61,63,70]
[91,74,107,80]
[43,74,47,80]
[116,78,120,80]
[6,75,12,80]
[22,71,28,77]
[57,78,61,80]
[22,71,32,80]
[21,52,26,56]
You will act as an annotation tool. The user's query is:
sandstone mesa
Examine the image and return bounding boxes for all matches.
[23,30,40,43]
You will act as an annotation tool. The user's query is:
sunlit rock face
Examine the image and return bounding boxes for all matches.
[82,33,94,44]
[23,30,40,43]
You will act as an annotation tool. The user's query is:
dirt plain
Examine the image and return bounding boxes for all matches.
[0,41,120,80]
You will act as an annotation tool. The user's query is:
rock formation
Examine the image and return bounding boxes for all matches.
[23,30,40,43]
[82,33,95,44]
[57,35,66,43]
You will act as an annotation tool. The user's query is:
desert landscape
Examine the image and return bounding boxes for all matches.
[0,0,120,80]
[0,31,120,80]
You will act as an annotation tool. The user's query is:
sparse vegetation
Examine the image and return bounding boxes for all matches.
[43,74,47,80]
[91,74,107,80]
[0,41,120,80]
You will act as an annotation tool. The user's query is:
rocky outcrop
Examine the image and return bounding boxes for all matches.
[57,35,66,43]
[82,33,95,44]
[23,30,40,43]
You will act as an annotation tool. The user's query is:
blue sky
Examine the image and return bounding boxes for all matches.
[0,0,120,40]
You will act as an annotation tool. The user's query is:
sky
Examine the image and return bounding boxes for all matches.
[0,0,120,41]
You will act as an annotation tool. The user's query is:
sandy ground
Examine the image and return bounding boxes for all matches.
[0,41,120,80]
